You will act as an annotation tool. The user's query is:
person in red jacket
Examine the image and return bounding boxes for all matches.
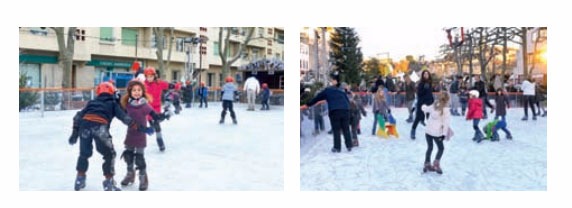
[466,90,484,143]
[143,67,169,151]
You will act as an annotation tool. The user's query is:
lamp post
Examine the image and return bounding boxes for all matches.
[184,36,204,105]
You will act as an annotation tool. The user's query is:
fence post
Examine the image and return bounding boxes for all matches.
[40,90,44,118]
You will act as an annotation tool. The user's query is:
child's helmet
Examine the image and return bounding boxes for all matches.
[469,90,479,98]
[144,67,156,76]
[96,82,116,96]
[225,76,234,83]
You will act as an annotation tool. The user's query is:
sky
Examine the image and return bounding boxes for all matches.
[355,27,452,61]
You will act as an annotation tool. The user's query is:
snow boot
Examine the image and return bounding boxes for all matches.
[139,173,148,191]
[74,174,86,191]
[121,171,135,186]
[102,178,121,191]
[331,147,341,153]
[423,162,434,173]
[432,160,443,174]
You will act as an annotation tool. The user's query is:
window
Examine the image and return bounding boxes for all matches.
[200,27,207,32]
[267,28,273,35]
[276,33,284,44]
[151,34,166,48]
[208,73,214,87]
[267,48,272,55]
[121,28,138,46]
[29,27,47,36]
[275,53,280,59]
[172,70,180,82]
[213,42,219,55]
[100,27,114,42]
[252,48,259,60]
[258,27,264,37]
[176,37,185,52]
[19,63,41,88]
[267,39,272,46]
[231,28,239,35]
[200,46,207,55]
[75,28,85,41]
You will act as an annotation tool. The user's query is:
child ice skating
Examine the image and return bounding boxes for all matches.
[260,83,271,110]
[198,81,209,108]
[372,88,390,138]
[68,82,146,191]
[143,67,169,151]
[491,88,512,140]
[421,92,451,174]
[119,80,165,191]
[466,90,484,143]
[220,76,238,124]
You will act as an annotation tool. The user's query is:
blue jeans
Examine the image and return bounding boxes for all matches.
[473,119,483,138]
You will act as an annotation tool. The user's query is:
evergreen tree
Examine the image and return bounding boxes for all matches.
[329,27,363,85]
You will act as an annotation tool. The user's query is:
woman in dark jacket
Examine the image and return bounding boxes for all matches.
[411,70,434,140]
[301,71,353,153]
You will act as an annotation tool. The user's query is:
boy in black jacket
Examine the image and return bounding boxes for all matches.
[68,82,149,191]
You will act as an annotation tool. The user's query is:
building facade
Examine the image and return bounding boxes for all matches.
[19,27,284,89]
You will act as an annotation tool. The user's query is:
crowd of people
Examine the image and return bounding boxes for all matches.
[300,69,547,175]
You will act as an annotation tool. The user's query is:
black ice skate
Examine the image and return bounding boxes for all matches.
[74,175,86,191]
[102,178,121,191]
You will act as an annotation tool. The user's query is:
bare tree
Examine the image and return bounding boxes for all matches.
[218,27,255,79]
[51,27,76,88]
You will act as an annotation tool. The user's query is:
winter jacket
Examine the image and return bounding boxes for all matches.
[520,80,536,96]
[182,84,193,103]
[144,79,169,113]
[405,81,416,101]
[449,80,459,94]
[535,85,546,101]
[494,94,510,116]
[459,90,469,103]
[75,93,134,128]
[421,104,451,137]
[466,98,484,119]
[261,88,270,101]
[124,98,161,148]
[416,81,434,106]
[306,86,350,111]
[349,94,366,121]
[385,77,396,92]
[372,97,389,116]
[198,86,209,98]
[221,83,237,101]
[473,80,487,98]
[243,77,260,93]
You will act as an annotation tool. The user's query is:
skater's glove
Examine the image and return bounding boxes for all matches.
[144,127,155,136]
[68,129,79,145]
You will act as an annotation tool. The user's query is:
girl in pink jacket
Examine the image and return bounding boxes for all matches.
[143,67,169,151]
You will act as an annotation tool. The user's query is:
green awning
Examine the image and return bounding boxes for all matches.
[19,54,58,64]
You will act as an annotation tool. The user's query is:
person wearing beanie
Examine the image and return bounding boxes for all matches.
[300,71,353,153]
[467,90,484,142]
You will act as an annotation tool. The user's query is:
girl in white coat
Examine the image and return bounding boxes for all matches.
[421,92,451,174]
